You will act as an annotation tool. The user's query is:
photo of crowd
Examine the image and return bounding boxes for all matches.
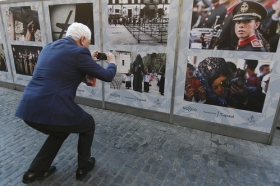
[11,45,42,76]
[190,0,280,52]
[184,56,273,113]
[6,6,41,41]
[48,3,94,44]
[110,50,166,96]
[0,44,8,72]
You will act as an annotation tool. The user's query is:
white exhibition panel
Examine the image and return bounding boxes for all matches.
[0,9,13,83]
[173,0,280,133]
[0,1,46,86]
[102,0,179,113]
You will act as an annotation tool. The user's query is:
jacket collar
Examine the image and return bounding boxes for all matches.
[64,37,77,45]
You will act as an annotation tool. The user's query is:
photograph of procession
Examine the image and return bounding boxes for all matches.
[107,0,170,46]
[6,6,41,41]
[11,45,42,76]
[0,44,8,72]
[48,3,94,44]
[110,50,166,96]
[190,0,280,52]
[184,56,273,113]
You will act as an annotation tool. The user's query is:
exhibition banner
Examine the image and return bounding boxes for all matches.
[0,11,12,83]
[174,0,280,133]
[103,0,178,113]
[0,1,46,85]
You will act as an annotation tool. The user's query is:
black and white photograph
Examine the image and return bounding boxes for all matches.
[0,44,8,72]
[49,3,94,44]
[6,6,41,41]
[108,0,170,46]
[11,45,42,76]
[184,56,273,113]
[110,50,166,96]
[190,0,280,52]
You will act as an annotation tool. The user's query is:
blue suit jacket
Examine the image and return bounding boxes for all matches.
[15,37,116,126]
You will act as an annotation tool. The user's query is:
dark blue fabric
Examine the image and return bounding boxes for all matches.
[15,37,116,126]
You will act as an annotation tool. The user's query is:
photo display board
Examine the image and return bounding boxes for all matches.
[43,0,103,101]
[174,0,280,133]
[0,1,47,86]
[103,0,179,113]
[0,10,13,84]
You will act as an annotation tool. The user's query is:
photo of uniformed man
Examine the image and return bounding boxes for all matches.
[190,0,280,53]
[233,1,269,51]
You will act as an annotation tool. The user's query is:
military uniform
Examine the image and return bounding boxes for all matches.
[236,35,266,52]
[232,1,268,52]
[260,0,279,52]
[197,3,226,28]
[217,3,240,50]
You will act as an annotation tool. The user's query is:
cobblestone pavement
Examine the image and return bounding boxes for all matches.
[1,87,280,186]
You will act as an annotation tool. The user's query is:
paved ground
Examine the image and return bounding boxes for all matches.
[107,24,167,46]
[0,86,280,186]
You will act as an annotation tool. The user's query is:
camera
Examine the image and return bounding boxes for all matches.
[220,77,246,89]
[97,53,107,60]
[235,68,246,78]
[220,76,247,108]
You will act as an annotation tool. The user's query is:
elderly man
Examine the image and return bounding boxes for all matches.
[15,22,116,183]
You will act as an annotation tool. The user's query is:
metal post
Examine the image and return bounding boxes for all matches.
[137,5,140,43]
[121,0,123,16]
[169,0,183,124]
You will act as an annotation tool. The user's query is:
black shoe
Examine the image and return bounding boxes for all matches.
[22,166,56,184]
[76,157,96,180]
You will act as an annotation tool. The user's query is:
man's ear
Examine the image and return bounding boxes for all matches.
[255,21,260,29]
[80,36,85,46]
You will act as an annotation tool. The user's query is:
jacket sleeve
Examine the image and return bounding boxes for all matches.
[77,47,116,82]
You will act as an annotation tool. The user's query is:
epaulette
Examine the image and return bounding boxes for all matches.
[251,39,263,48]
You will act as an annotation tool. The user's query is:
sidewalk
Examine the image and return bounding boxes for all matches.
[0,86,280,186]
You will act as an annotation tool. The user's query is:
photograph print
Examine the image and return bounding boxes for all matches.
[107,0,170,46]
[184,55,273,113]
[190,0,280,52]
[6,6,41,41]
[49,3,94,44]
[0,44,8,72]
[110,50,166,96]
[81,75,97,87]
[11,45,42,76]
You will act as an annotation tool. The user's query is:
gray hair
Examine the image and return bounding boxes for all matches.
[66,22,91,42]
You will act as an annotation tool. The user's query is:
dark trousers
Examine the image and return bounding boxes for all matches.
[144,82,149,92]
[24,115,95,172]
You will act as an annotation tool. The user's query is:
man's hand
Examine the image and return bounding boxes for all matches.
[230,84,248,104]
[185,85,195,101]
[91,50,99,60]
[198,86,206,101]
[24,21,33,41]
[106,52,116,64]
[273,1,280,18]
